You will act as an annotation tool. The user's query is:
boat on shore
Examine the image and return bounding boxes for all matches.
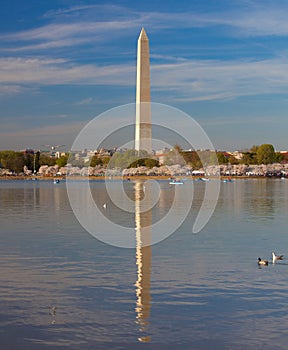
[195,177,209,182]
[169,179,184,185]
[223,178,234,183]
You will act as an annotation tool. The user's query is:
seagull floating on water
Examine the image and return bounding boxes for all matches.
[272,251,284,263]
[258,257,269,266]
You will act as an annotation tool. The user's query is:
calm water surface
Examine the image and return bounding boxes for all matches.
[0,178,288,350]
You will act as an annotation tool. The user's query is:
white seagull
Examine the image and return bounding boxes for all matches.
[272,251,284,263]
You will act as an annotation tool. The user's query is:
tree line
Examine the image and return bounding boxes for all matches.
[0,144,284,173]
[0,151,68,173]
[238,144,283,165]
[164,144,283,168]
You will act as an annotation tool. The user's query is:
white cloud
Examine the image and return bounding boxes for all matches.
[175,92,236,102]
[151,58,288,101]
[2,3,288,52]
[0,16,140,45]
[0,84,32,95]
[2,38,90,52]
[75,97,93,105]
[43,5,102,18]
[1,3,288,101]
[221,8,288,36]
[0,57,134,86]
[1,55,288,102]
[0,120,86,150]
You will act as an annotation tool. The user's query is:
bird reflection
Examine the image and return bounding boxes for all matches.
[49,306,57,325]
[134,181,152,342]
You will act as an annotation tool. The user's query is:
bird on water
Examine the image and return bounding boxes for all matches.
[258,257,269,266]
[272,252,284,263]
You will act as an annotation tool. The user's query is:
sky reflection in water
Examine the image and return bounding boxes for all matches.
[0,179,288,349]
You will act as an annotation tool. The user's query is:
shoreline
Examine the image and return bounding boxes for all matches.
[0,175,285,181]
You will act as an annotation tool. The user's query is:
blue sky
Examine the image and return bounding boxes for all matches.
[1,0,288,151]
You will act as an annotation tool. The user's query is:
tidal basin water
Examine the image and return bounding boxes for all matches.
[1,178,288,350]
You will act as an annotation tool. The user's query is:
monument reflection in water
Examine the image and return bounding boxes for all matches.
[134,181,152,342]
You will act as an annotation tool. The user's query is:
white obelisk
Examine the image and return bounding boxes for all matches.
[135,28,152,154]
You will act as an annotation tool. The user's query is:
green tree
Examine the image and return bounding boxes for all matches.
[250,145,259,154]
[24,153,34,171]
[0,151,25,173]
[24,151,41,173]
[129,158,160,168]
[182,151,202,169]
[90,155,103,167]
[15,153,26,173]
[197,150,218,167]
[108,149,149,169]
[34,151,40,173]
[217,153,228,164]
[101,156,111,167]
[256,144,276,165]
[107,152,122,168]
[144,158,160,168]
[275,152,284,163]
[227,156,239,165]
[165,145,186,166]
[240,152,257,165]
[39,154,57,166]
[56,155,69,167]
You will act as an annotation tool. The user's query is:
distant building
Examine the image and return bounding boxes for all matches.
[279,151,288,163]
[54,151,67,159]
[226,151,243,160]
[21,148,35,155]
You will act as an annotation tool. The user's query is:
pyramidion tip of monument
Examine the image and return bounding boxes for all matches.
[139,27,148,40]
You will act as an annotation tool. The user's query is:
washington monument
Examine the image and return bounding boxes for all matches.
[135,28,152,154]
